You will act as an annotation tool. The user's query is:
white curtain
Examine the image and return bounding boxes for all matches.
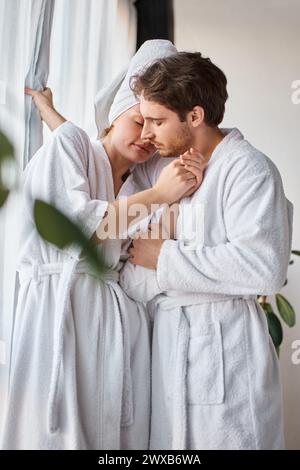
[24,0,55,165]
[46,0,137,140]
[0,0,136,432]
[0,0,55,432]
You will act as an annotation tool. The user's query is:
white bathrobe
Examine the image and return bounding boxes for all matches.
[120,128,293,450]
[1,121,151,450]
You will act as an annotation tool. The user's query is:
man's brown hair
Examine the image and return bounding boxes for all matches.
[131,51,228,126]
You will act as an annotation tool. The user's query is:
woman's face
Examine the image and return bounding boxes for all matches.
[109,104,156,163]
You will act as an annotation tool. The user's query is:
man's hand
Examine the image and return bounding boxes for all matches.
[128,227,164,270]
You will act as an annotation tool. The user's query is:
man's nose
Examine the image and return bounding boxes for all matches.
[141,124,154,141]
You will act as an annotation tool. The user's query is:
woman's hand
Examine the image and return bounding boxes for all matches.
[154,159,197,205]
[179,147,207,196]
[24,87,66,131]
[25,87,54,115]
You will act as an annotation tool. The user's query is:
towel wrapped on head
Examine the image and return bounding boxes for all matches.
[94,40,177,139]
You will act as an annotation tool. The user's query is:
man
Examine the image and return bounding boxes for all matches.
[125,51,293,449]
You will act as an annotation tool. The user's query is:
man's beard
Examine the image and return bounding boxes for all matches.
[158,122,194,157]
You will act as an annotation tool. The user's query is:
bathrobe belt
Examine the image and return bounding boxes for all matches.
[17,259,120,434]
[152,292,256,450]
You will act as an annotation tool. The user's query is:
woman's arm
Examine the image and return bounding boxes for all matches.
[95,148,207,242]
[25,88,206,242]
[95,160,199,242]
[25,87,66,131]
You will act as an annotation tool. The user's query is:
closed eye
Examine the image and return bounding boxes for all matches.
[135,121,144,126]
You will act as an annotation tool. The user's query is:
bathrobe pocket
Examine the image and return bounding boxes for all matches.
[187,321,224,405]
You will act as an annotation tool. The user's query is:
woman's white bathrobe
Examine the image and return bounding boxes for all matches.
[120,128,293,450]
[1,121,150,450]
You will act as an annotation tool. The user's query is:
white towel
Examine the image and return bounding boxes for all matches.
[94,39,177,138]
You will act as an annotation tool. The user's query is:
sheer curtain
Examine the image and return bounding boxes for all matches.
[46,0,137,140]
[0,0,136,432]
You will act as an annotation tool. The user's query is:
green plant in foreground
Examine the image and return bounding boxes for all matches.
[259,250,299,354]
[34,200,107,279]
[0,130,15,207]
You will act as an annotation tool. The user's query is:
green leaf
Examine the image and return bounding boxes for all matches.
[34,199,82,248]
[261,302,274,314]
[291,250,300,256]
[266,312,283,349]
[0,188,9,207]
[0,130,15,208]
[0,130,14,163]
[34,200,107,279]
[276,293,296,327]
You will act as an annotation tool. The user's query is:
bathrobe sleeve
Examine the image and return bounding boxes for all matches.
[119,261,162,302]
[119,206,167,302]
[132,153,174,189]
[23,121,109,258]
[156,153,293,296]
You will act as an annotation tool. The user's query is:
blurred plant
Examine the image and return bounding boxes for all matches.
[34,200,107,278]
[0,130,16,207]
[259,251,299,355]
[0,130,107,279]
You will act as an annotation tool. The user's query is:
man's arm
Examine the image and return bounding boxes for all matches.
[120,205,179,302]
[131,158,293,296]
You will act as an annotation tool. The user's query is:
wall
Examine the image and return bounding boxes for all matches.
[174,0,300,449]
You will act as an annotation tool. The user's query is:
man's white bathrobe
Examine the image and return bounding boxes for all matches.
[120,128,293,450]
[1,121,151,450]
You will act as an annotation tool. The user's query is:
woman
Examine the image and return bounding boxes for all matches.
[1,40,205,450]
